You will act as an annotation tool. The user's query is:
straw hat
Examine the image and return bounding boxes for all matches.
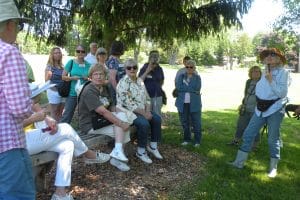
[0,0,30,23]
[259,48,287,64]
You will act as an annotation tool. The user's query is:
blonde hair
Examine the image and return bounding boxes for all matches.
[248,65,261,79]
[47,47,63,69]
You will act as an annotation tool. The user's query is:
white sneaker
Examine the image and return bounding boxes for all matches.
[268,169,277,178]
[147,146,163,160]
[181,141,189,146]
[136,152,152,164]
[84,151,110,164]
[110,148,128,162]
[194,143,200,148]
[51,193,74,200]
[110,158,130,171]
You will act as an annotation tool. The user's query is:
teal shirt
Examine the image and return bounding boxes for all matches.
[65,59,91,97]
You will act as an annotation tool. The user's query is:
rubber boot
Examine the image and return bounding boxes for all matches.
[268,158,278,178]
[228,150,248,169]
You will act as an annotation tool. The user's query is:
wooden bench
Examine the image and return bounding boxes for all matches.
[31,133,112,191]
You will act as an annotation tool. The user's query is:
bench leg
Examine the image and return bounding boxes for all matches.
[32,161,55,192]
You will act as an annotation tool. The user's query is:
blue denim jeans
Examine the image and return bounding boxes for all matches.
[60,96,77,124]
[240,110,284,159]
[235,111,260,142]
[179,103,202,144]
[133,112,161,148]
[0,148,35,200]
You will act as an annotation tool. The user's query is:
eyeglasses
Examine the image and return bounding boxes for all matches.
[92,72,105,77]
[126,65,138,70]
[186,66,194,69]
[76,50,86,54]
[266,52,277,57]
[11,19,24,31]
[18,22,24,31]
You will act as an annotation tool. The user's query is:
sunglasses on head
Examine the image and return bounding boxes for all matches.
[186,66,194,69]
[76,50,85,54]
[126,65,138,70]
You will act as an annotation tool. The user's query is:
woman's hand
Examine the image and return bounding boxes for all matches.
[45,116,58,135]
[143,111,152,120]
[71,76,80,81]
[34,111,47,122]
[120,121,130,132]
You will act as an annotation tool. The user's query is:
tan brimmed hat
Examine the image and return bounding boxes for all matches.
[0,0,30,23]
[259,48,286,64]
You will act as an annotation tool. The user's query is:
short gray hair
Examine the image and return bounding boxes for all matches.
[186,59,196,67]
[124,58,138,68]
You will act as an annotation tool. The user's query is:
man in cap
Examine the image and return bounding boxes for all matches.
[0,0,35,199]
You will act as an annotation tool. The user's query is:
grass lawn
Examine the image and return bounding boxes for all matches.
[161,110,300,200]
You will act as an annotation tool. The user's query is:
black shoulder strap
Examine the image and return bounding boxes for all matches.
[77,81,91,103]
[69,59,74,75]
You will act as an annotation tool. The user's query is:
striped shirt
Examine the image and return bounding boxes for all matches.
[0,39,32,153]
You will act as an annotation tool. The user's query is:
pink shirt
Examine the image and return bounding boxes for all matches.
[0,39,32,153]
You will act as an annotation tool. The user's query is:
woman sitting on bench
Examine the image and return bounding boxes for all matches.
[24,83,110,200]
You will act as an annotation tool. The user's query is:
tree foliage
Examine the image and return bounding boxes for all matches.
[274,0,300,34]
[15,0,254,48]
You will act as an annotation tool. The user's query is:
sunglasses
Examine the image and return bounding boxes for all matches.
[76,50,86,54]
[126,66,138,70]
[266,52,277,57]
[186,66,194,69]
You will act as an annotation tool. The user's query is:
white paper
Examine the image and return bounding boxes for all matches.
[30,81,56,98]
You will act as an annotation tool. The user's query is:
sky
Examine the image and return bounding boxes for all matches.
[240,0,284,37]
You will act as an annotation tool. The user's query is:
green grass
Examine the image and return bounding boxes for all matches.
[162,110,300,200]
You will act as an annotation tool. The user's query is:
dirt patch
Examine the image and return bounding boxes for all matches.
[37,143,203,200]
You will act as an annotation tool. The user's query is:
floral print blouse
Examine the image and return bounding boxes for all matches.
[116,75,151,111]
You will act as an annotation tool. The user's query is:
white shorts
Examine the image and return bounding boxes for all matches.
[47,89,65,104]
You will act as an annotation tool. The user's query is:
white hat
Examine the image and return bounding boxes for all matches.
[29,81,56,98]
[0,0,30,23]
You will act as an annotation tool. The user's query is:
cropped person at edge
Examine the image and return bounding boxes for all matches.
[0,0,35,199]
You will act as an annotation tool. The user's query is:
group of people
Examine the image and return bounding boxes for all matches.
[0,1,295,200]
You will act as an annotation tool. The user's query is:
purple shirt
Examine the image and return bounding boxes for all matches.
[0,39,32,153]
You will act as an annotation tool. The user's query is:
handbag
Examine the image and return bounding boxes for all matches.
[162,90,167,105]
[57,60,73,97]
[91,112,113,130]
[172,88,178,98]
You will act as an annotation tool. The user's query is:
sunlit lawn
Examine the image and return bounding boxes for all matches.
[162,110,300,200]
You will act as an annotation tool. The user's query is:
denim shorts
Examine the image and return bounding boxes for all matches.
[0,148,35,200]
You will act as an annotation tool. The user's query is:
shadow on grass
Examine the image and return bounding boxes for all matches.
[162,110,300,200]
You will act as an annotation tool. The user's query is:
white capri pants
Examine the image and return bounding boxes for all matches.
[26,123,88,187]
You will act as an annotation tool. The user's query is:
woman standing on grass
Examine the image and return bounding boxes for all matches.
[229,48,290,178]
[60,45,91,124]
[227,66,262,149]
[45,47,65,121]
[175,59,202,147]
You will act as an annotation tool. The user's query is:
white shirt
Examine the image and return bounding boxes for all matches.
[84,53,97,65]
